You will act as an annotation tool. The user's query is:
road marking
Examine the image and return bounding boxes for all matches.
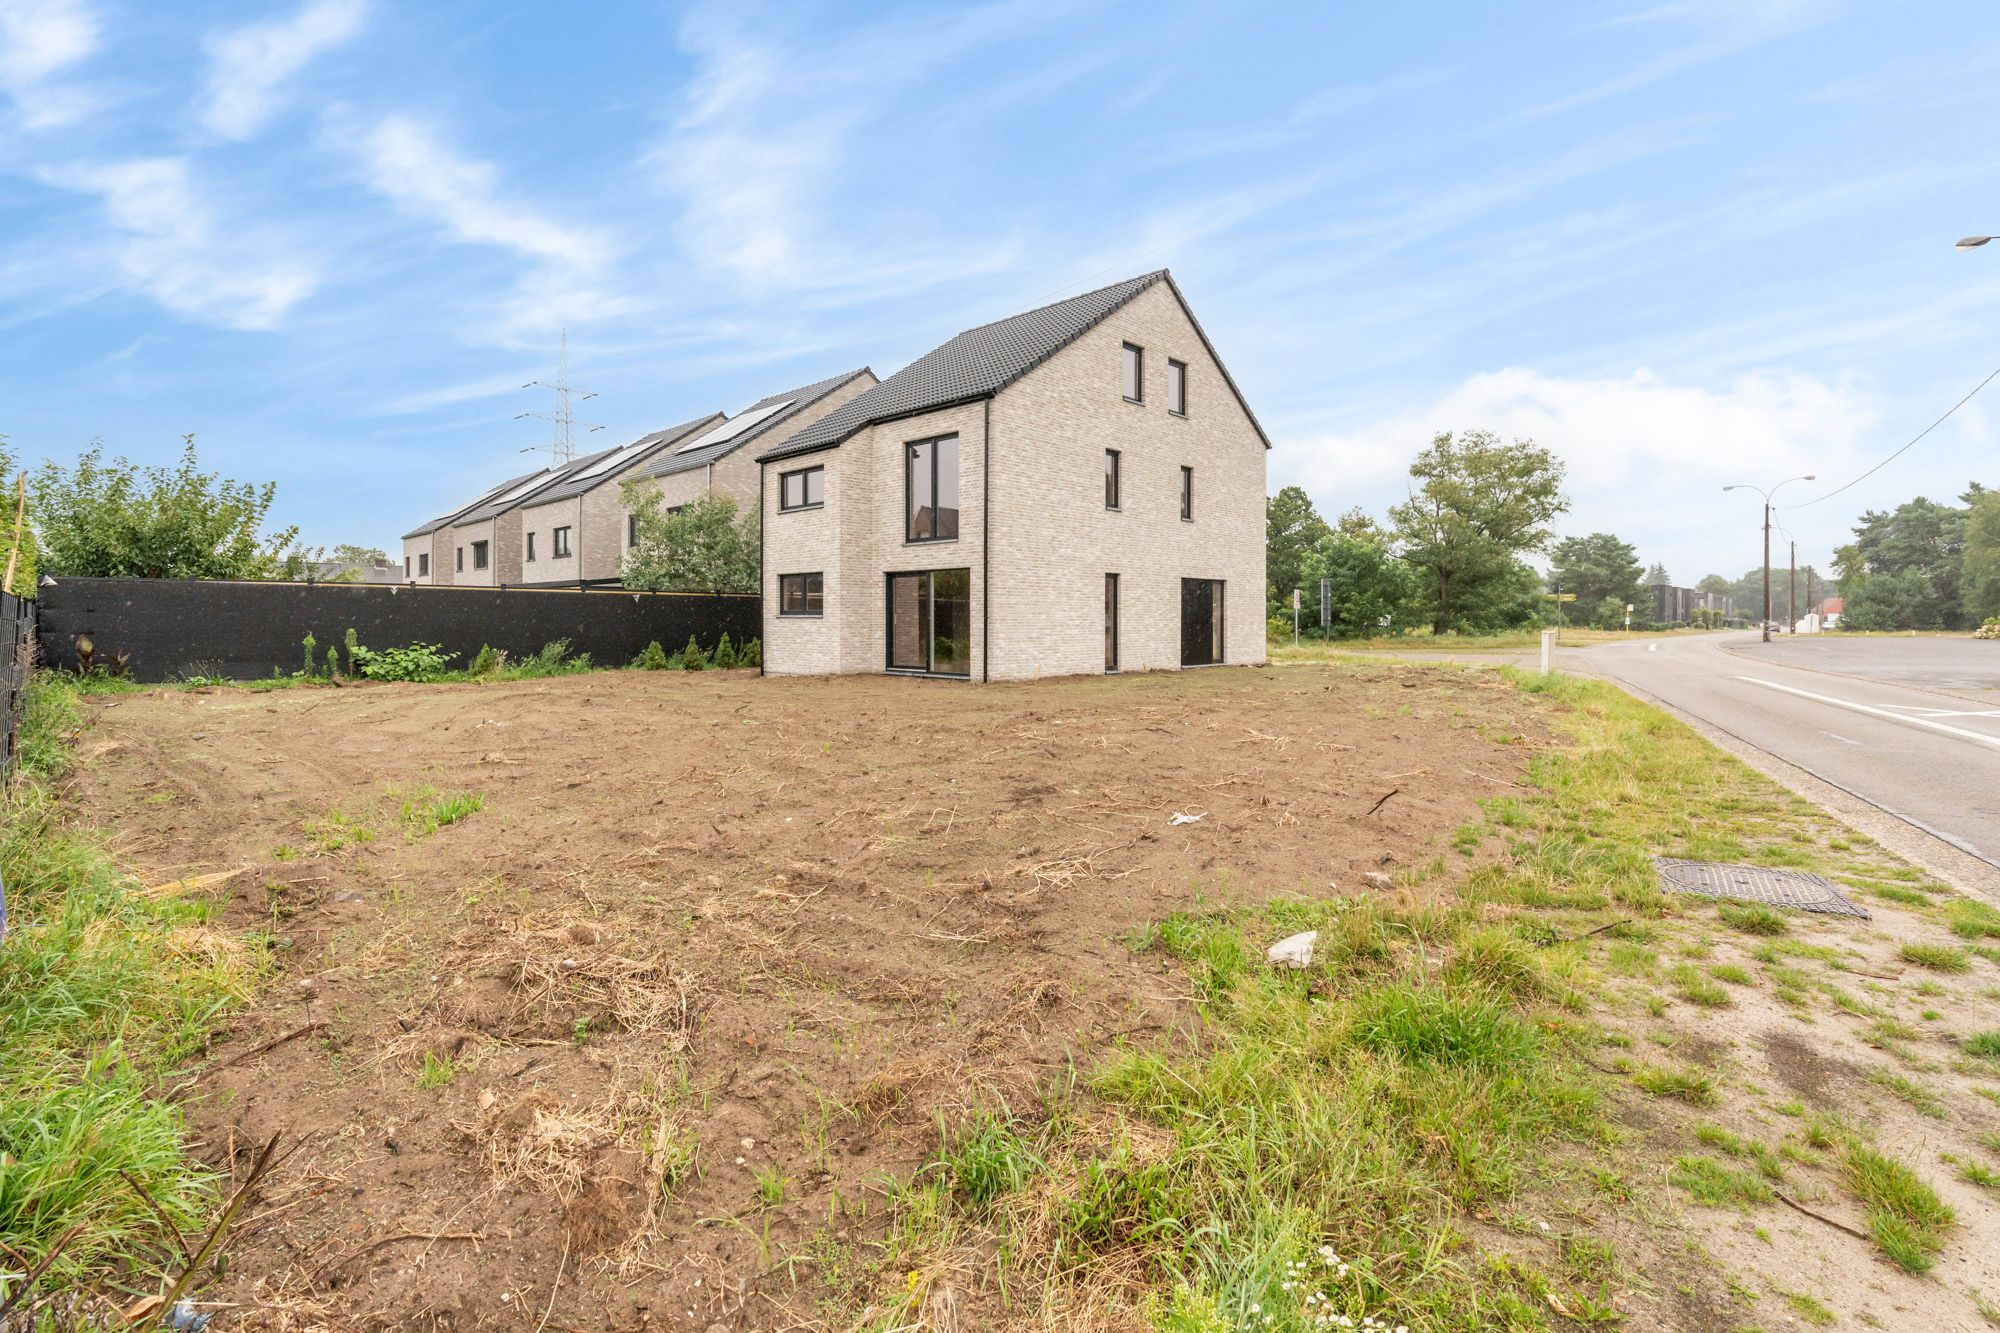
[1736,676,2000,751]
[1878,704,2000,719]
[1823,732,1863,747]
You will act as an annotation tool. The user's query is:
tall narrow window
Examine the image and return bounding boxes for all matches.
[1168,358,1187,416]
[1104,449,1121,509]
[905,435,959,541]
[404,555,411,578]
[525,531,537,562]
[552,526,572,558]
[456,547,464,573]
[1105,573,1119,672]
[420,553,430,577]
[627,513,639,547]
[1121,343,1143,402]
[1180,466,1194,521]
[472,540,490,570]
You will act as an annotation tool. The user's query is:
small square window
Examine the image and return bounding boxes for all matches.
[525,531,536,562]
[780,465,825,511]
[1121,342,1143,402]
[552,526,572,559]
[1104,449,1120,509]
[1180,466,1194,522]
[779,572,824,616]
[1168,358,1187,416]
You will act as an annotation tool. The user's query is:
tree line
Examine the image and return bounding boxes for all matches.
[1832,485,1998,631]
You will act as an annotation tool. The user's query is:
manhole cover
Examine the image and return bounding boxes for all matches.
[1654,858,1869,919]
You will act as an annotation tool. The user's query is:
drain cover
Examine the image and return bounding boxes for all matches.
[1654,858,1870,919]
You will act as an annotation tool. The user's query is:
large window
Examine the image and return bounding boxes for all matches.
[886,568,971,676]
[780,465,825,511]
[1104,449,1120,509]
[905,435,959,542]
[1168,358,1187,416]
[1122,342,1143,402]
[525,531,536,562]
[1105,573,1119,673]
[779,572,824,617]
[552,526,572,558]
[471,540,489,571]
[1180,466,1194,522]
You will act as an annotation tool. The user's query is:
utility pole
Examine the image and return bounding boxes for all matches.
[1788,541,1797,635]
[1725,476,1814,645]
[515,329,604,466]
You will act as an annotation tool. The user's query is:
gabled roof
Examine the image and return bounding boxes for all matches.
[632,368,873,481]
[402,467,550,540]
[517,412,725,508]
[757,269,1271,465]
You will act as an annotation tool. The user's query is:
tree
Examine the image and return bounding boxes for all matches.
[1551,533,1644,614]
[1644,561,1671,587]
[29,436,306,580]
[1333,505,1389,545]
[620,484,757,593]
[1964,490,2000,623]
[1696,574,1733,595]
[1389,430,1569,633]
[1835,492,1974,630]
[1265,485,1331,613]
[0,437,35,596]
[329,543,387,565]
[1299,533,1421,637]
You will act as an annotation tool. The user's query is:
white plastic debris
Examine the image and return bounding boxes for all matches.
[1168,811,1207,826]
[1266,930,1318,969]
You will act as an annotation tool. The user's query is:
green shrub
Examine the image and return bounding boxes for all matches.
[713,632,738,669]
[514,639,591,678]
[468,644,502,676]
[681,635,708,671]
[352,642,454,682]
[633,639,670,671]
[342,628,362,677]
[739,637,761,669]
[300,631,318,678]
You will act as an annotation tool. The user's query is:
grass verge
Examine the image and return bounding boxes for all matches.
[0,673,260,1295]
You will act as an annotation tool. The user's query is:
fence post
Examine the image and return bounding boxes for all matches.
[1540,628,1556,676]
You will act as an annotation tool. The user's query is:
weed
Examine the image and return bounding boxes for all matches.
[755,1163,789,1208]
[929,1109,1046,1212]
[1709,962,1753,986]
[1668,963,1732,1008]
[1965,1030,2000,1063]
[1867,1071,1947,1119]
[1778,1290,1837,1327]
[1946,899,2000,941]
[419,1050,456,1089]
[1631,1064,1719,1107]
[1669,1154,1771,1207]
[1841,1140,1954,1273]
[1718,902,1789,936]
[1899,942,1973,974]
[399,787,485,839]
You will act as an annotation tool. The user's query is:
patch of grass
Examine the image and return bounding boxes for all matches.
[1709,962,1754,986]
[418,1050,457,1089]
[1668,963,1732,1008]
[1841,1140,1954,1273]
[1778,1289,1837,1327]
[1867,1071,1947,1119]
[1954,1157,2000,1191]
[1669,1153,1772,1207]
[1965,1031,2000,1063]
[1899,942,1972,974]
[930,1108,1046,1213]
[1946,899,2000,941]
[754,1163,789,1208]
[1632,1064,1719,1107]
[399,786,486,839]
[1348,981,1545,1068]
[0,674,259,1293]
[1692,1123,1785,1179]
[302,806,375,856]
[1718,902,1789,936]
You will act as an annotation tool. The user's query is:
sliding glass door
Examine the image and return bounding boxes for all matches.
[886,569,971,676]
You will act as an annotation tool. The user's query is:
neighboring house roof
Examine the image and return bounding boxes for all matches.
[1816,597,1845,616]
[403,467,550,539]
[757,269,1272,465]
[632,368,873,481]
[518,412,726,508]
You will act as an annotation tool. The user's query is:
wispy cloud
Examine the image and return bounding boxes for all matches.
[0,0,102,130]
[200,0,369,141]
[38,155,319,328]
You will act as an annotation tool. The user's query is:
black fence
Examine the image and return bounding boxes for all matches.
[2,589,33,783]
[36,578,761,683]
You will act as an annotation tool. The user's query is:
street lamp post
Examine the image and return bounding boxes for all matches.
[1723,476,1816,643]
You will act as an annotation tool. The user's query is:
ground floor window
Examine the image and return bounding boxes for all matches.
[886,568,971,677]
[1181,578,1224,666]
[779,572,824,616]
[1105,573,1119,672]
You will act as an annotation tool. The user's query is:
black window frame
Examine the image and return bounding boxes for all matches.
[904,433,960,544]
[1105,572,1119,673]
[471,540,489,571]
[778,571,824,617]
[1168,358,1187,416]
[1104,448,1121,510]
[1121,342,1144,403]
[419,552,430,577]
[455,547,464,573]
[779,465,825,512]
[552,526,572,559]
[1180,466,1194,522]
[524,530,536,562]
[404,555,411,578]
[884,567,972,677]
[628,513,639,547]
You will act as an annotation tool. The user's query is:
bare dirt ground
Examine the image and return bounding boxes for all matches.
[74,664,1536,1330]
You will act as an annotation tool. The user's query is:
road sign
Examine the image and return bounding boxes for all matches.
[1544,592,1577,602]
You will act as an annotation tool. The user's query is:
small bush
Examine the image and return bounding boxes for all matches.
[633,639,670,671]
[468,644,502,676]
[712,632,738,669]
[681,635,708,671]
[513,639,590,678]
[353,642,454,682]
[739,637,761,669]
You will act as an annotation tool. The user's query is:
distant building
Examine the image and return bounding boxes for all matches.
[313,556,402,585]
[1796,596,1843,634]
[1650,583,1734,625]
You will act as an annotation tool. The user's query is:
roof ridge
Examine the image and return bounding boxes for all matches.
[949,270,1167,340]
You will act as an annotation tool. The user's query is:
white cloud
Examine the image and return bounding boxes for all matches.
[42,156,318,328]
[200,0,368,140]
[0,0,102,129]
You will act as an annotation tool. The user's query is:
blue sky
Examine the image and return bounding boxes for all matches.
[2,0,1998,583]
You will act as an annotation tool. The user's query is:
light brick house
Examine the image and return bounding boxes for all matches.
[401,467,551,586]
[511,413,723,586]
[755,271,1268,680]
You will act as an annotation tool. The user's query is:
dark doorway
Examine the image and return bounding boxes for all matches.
[886,569,971,676]
[1180,578,1224,666]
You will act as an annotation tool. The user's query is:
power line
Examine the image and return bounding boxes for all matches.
[1786,362,2000,510]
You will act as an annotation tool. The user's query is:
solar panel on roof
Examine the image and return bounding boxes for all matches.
[676,399,795,453]
[564,441,648,483]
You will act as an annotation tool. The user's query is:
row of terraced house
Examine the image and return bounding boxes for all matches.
[402,271,1268,681]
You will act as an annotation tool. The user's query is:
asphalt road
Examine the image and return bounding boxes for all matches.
[1573,632,2000,884]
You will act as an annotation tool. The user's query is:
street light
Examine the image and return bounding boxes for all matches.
[1723,475,1815,643]
[1957,236,1995,249]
